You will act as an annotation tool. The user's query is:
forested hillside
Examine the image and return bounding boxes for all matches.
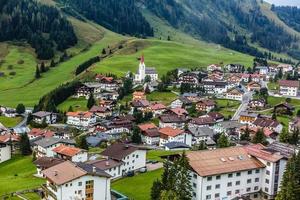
[58,0,153,37]
[0,0,77,59]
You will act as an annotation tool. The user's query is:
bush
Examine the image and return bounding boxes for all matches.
[17,59,24,64]
[9,71,16,76]
[7,65,13,70]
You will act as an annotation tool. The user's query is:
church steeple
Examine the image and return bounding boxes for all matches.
[140,54,144,64]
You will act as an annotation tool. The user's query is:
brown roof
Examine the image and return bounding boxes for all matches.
[253,118,280,128]
[90,106,110,113]
[207,112,224,120]
[170,108,188,116]
[52,145,85,157]
[144,128,160,137]
[150,103,166,110]
[29,128,55,138]
[190,116,215,125]
[279,80,299,88]
[187,147,265,177]
[87,159,123,170]
[66,111,93,118]
[244,144,283,163]
[159,114,187,123]
[138,123,157,131]
[42,161,87,185]
[197,99,216,107]
[34,157,64,168]
[101,143,139,160]
[159,127,184,137]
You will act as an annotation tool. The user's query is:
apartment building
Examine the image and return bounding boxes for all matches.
[278,80,299,97]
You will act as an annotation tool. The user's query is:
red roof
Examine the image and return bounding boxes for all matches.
[150,103,166,110]
[138,123,157,131]
[159,127,184,137]
[0,134,20,143]
[29,128,55,138]
[52,145,84,157]
[170,108,188,116]
[243,144,283,162]
[66,111,93,118]
[278,80,300,88]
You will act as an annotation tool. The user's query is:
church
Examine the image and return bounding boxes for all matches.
[134,55,158,83]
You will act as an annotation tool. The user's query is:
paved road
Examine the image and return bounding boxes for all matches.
[14,113,28,129]
[232,88,253,121]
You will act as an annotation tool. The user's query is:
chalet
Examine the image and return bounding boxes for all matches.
[289,118,300,133]
[207,64,222,72]
[274,102,294,115]
[66,111,96,127]
[0,106,16,118]
[42,161,111,200]
[95,75,119,92]
[213,121,243,137]
[177,68,189,76]
[196,99,216,113]
[225,87,244,101]
[241,73,261,83]
[52,145,88,162]
[0,134,20,151]
[224,64,244,73]
[247,81,261,92]
[33,137,75,158]
[169,107,188,117]
[131,99,150,112]
[0,142,11,163]
[252,118,283,133]
[159,127,192,147]
[248,99,266,109]
[170,97,192,109]
[277,64,293,74]
[99,100,115,109]
[89,105,112,118]
[138,123,160,145]
[188,126,214,145]
[102,118,133,134]
[159,114,187,129]
[75,84,97,99]
[255,66,269,75]
[278,80,299,97]
[188,116,216,128]
[178,72,199,85]
[239,112,259,125]
[28,128,55,140]
[226,74,242,88]
[149,103,166,117]
[202,73,224,82]
[182,93,202,102]
[201,81,228,95]
[96,92,119,101]
[132,91,146,101]
[33,157,64,177]
[240,126,278,141]
[32,111,57,124]
[207,112,224,122]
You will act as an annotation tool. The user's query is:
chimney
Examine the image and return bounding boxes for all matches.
[92,166,96,173]
[54,170,58,176]
[105,161,110,166]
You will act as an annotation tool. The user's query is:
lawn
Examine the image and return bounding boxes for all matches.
[91,38,254,77]
[0,116,22,128]
[57,97,88,112]
[0,29,124,107]
[267,96,300,107]
[112,169,163,200]
[215,99,240,119]
[0,155,45,195]
[147,91,177,105]
[147,150,182,162]
[267,82,279,91]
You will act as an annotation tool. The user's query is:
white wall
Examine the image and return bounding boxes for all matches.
[0,145,11,163]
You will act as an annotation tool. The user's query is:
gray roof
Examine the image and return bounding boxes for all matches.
[145,67,157,74]
[205,138,216,146]
[265,141,297,159]
[216,121,244,129]
[164,142,190,149]
[239,112,259,118]
[76,162,111,178]
[188,126,214,137]
[34,137,75,148]
[32,111,52,118]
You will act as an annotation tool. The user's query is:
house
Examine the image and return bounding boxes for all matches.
[0,106,16,118]
[201,81,228,95]
[75,85,93,98]
[188,126,214,145]
[0,134,20,151]
[226,74,242,88]
[96,92,119,101]
[28,128,55,140]
[42,161,111,200]
[66,111,96,127]
[178,72,199,85]
[196,99,216,113]
[225,64,244,73]
[213,121,243,137]
[101,118,133,135]
[277,64,293,74]
[247,81,261,92]
[207,112,224,122]
[207,64,222,72]
[188,116,216,128]
[226,87,244,101]
[252,118,283,133]
[132,91,146,101]
[170,97,192,109]
[33,137,75,158]
[278,80,299,97]
[159,114,187,129]
[164,142,191,151]
[32,111,57,124]
[255,66,269,75]
[95,75,119,92]
[239,112,259,125]
[248,99,266,109]
[33,157,64,177]
[90,106,112,119]
[0,142,11,163]
[187,144,288,200]
[52,145,88,162]
[289,117,300,133]
[274,102,294,115]
[149,103,166,117]
[159,127,192,147]
[138,123,160,145]
[182,93,202,102]
[240,126,278,141]
[169,107,188,117]
[100,143,147,178]
[131,99,150,112]
[241,73,261,83]
[134,55,158,83]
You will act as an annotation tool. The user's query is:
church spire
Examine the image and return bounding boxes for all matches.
[140,54,144,64]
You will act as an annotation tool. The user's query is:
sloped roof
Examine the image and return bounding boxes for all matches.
[101,143,139,160]
[52,145,85,157]
[159,127,184,137]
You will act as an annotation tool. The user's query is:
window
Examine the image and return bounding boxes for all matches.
[78,190,82,195]
[193,174,197,179]
[193,192,196,197]
[65,184,68,187]
[78,182,82,186]
[206,195,211,199]
[132,154,135,157]
[246,187,251,192]
[207,176,212,181]
[215,193,220,198]
[265,179,269,184]
[236,172,241,176]
[215,184,220,189]
[216,175,221,180]
[255,178,259,182]
[235,190,240,194]
[255,169,260,173]
[236,181,240,186]
[228,173,233,178]
[227,191,232,196]
[247,179,252,184]
[266,170,270,175]
[136,155,139,158]
[207,186,212,190]
[248,170,252,175]
[265,187,269,192]
[227,182,232,187]
[193,183,197,188]
[267,162,270,166]
[254,186,259,190]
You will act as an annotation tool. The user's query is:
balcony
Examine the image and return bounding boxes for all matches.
[41,184,57,200]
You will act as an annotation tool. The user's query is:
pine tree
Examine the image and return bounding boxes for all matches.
[50,59,55,67]
[252,129,267,144]
[87,93,96,109]
[19,133,32,155]
[131,126,142,144]
[40,62,46,72]
[160,190,179,200]
[16,103,25,114]
[102,48,106,54]
[279,129,290,143]
[151,179,162,200]
[68,106,74,112]
[217,133,230,148]
[240,125,251,141]
[35,65,41,79]
[76,135,89,150]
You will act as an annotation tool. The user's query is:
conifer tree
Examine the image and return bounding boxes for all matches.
[87,93,96,109]
[35,65,41,79]
[131,126,142,144]
[217,133,230,148]
[19,133,32,155]
[40,62,46,73]
[252,129,267,145]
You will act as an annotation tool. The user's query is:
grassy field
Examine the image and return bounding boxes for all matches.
[91,38,254,77]
[112,169,163,200]
[0,155,44,195]
[216,99,240,119]
[0,29,124,107]
[147,91,177,105]
[147,150,182,162]
[267,96,300,107]
[57,97,88,112]
[0,116,22,128]
[267,82,279,91]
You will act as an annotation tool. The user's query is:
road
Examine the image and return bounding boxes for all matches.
[232,87,253,121]
[13,113,28,129]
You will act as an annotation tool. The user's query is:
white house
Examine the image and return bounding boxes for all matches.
[0,142,11,163]
[32,111,57,124]
[138,123,160,145]
[66,111,96,127]
[159,127,192,147]
[42,161,111,200]
[278,80,299,97]
[225,87,244,101]
[134,55,158,83]
[52,145,88,162]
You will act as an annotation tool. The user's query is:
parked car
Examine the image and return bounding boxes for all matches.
[126,171,135,177]
[139,167,147,173]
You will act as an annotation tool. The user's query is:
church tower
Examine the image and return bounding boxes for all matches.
[139,54,146,80]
